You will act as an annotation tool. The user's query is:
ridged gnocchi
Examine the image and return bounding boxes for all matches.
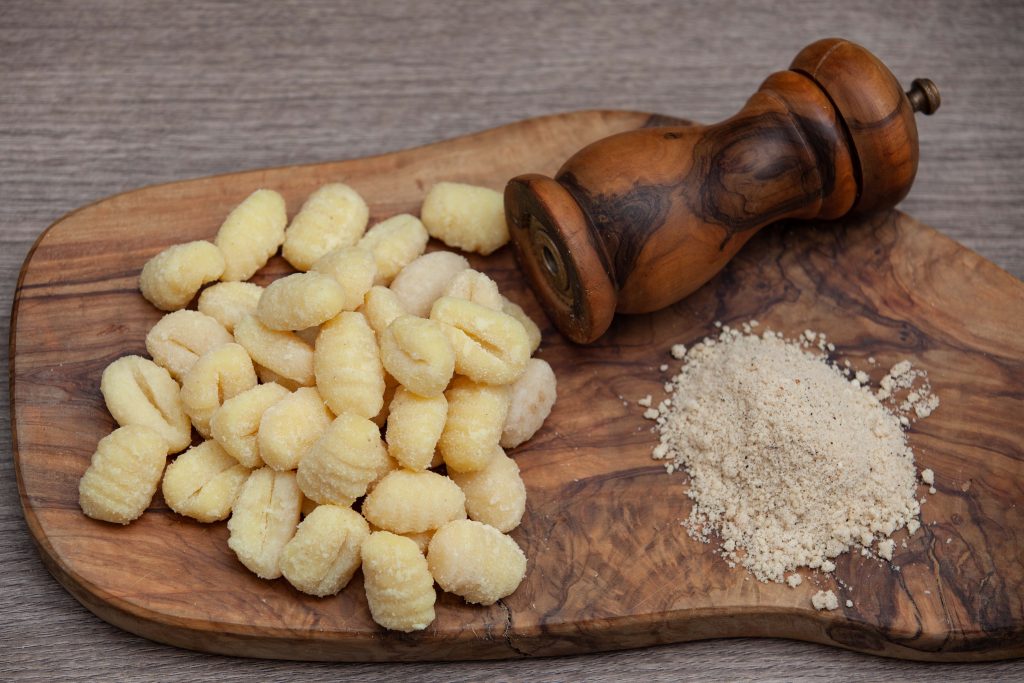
[215,189,287,281]
[100,355,191,454]
[385,387,447,471]
[78,425,168,524]
[139,240,225,311]
[210,382,290,468]
[282,183,369,271]
[420,182,508,255]
[362,469,466,534]
[227,467,302,579]
[380,315,455,397]
[389,250,469,317]
[296,413,389,506]
[361,531,436,632]
[234,314,315,387]
[197,281,263,333]
[450,447,526,533]
[145,309,233,381]
[257,386,333,471]
[314,311,384,419]
[257,271,346,331]
[442,269,503,311]
[280,504,369,596]
[161,440,250,523]
[358,213,428,284]
[311,246,377,311]
[438,377,509,473]
[430,296,529,385]
[427,519,527,605]
[180,342,257,437]
[501,357,557,448]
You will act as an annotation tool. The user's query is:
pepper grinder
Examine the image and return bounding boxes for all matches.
[504,38,941,343]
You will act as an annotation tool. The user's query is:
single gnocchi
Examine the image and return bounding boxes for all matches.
[380,315,455,397]
[501,357,557,448]
[257,386,333,471]
[78,425,168,524]
[362,469,466,535]
[215,189,288,281]
[361,285,407,338]
[296,413,390,506]
[234,314,315,387]
[501,296,542,353]
[197,281,264,333]
[282,183,369,271]
[227,467,302,579]
[430,296,530,385]
[145,309,233,381]
[257,271,346,331]
[100,355,191,454]
[280,504,369,597]
[450,447,526,533]
[438,377,509,473]
[385,387,447,471]
[389,251,469,317]
[180,342,258,437]
[361,531,436,632]
[442,269,503,311]
[210,382,290,468]
[314,311,384,419]
[420,182,508,255]
[311,246,377,311]
[161,440,250,523]
[427,519,527,605]
[357,213,428,284]
[139,240,225,311]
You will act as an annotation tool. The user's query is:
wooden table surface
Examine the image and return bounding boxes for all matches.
[2,1,1021,680]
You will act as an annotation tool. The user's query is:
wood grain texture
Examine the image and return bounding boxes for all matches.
[2,0,1023,680]
[11,108,1024,663]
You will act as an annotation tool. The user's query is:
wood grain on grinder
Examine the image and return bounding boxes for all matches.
[11,110,1024,661]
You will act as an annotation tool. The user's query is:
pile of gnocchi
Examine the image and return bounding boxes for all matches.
[78,181,558,632]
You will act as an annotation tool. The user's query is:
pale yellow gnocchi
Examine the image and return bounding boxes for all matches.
[296,413,389,506]
[358,213,428,284]
[314,311,384,419]
[233,314,315,387]
[227,467,302,579]
[361,531,436,632]
[161,440,250,523]
[380,315,455,397]
[501,357,557,449]
[384,387,447,471]
[257,386,333,471]
[430,296,529,385]
[215,189,288,281]
[501,296,542,353]
[78,425,168,524]
[389,250,469,317]
[280,504,369,597]
[145,309,233,381]
[282,183,369,271]
[450,447,526,533]
[180,342,257,438]
[362,469,466,535]
[361,285,407,337]
[442,269,503,311]
[257,271,346,331]
[420,182,508,255]
[100,355,191,454]
[311,246,377,311]
[139,240,225,311]
[210,382,290,468]
[427,519,527,605]
[438,377,509,473]
[197,281,264,333]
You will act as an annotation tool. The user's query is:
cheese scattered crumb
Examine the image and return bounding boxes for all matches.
[659,364,668,372]
[921,468,934,485]
[786,574,802,588]
[845,599,853,608]
[812,590,839,611]
[877,538,895,561]
[642,408,659,420]
[929,486,936,495]
[637,395,652,408]
[670,344,687,359]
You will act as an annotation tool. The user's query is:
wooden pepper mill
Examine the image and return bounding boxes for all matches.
[505,38,941,343]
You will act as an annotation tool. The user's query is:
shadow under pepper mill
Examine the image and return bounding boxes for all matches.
[504,38,941,344]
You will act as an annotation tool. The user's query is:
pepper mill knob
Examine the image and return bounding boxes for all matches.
[505,38,940,343]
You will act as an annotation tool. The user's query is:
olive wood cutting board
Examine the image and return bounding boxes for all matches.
[10,110,1024,662]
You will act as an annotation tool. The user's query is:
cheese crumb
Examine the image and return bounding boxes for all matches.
[659,364,668,372]
[877,539,895,561]
[845,599,853,608]
[642,408,659,420]
[786,574,802,588]
[637,395,652,408]
[811,590,839,611]
[921,468,934,485]
[670,344,687,359]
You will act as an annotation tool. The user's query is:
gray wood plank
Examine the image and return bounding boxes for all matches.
[2,0,1021,680]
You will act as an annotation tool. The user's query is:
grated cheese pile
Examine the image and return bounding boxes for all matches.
[648,324,938,584]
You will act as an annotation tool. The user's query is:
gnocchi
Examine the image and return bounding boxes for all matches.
[227,467,302,579]
[430,296,530,385]
[314,311,384,419]
[442,269,503,311]
[210,382,290,468]
[311,246,377,311]
[161,440,250,523]
[450,447,526,533]
[145,309,233,381]
[78,425,168,524]
[361,285,407,337]
[234,314,315,387]
[361,531,436,632]
[180,342,257,437]
[197,281,263,333]
[215,189,288,281]
[257,271,346,331]
[389,250,469,317]
[282,183,369,271]
[501,357,557,448]
[257,386,333,471]
[501,296,542,353]
[362,469,466,535]
[139,240,225,311]
[296,413,389,506]
[358,213,428,284]
[100,355,191,454]
[438,377,509,473]
[380,315,455,397]
[384,387,447,471]
[420,182,508,255]
[280,504,369,597]
[427,519,527,605]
